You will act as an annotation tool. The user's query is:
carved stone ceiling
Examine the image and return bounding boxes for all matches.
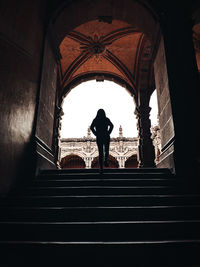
[59,19,149,96]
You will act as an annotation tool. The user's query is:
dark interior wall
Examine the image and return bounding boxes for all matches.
[35,36,58,173]
[0,1,46,194]
[158,2,200,176]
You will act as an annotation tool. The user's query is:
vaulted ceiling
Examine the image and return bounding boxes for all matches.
[58,19,154,99]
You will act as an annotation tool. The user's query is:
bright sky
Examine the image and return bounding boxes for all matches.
[60,80,158,138]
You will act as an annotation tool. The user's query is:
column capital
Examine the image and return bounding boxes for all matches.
[135,105,151,116]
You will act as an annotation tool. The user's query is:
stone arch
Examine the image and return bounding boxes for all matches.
[48,0,161,107]
[60,154,86,169]
[125,154,138,168]
[50,0,160,50]
[51,3,160,170]
[35,0,178,173]
[61,73,136,105]
[61,151,87,161]
[91,155,119,169]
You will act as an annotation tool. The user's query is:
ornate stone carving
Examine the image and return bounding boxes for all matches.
[59,127,139,169]
[80,34,107,55]
[151,125,161,164]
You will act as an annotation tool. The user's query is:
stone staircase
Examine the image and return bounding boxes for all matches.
[0,168,200,266]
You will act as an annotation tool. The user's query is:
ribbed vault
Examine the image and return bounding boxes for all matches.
[58,18,156,101]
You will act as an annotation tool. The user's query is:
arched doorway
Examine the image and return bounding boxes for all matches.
[35,0,190,175]
[60,154,86,169]
[91,155,119,169]
[52,0,160,169]
[125,154,138,168]
[59,80,138,139]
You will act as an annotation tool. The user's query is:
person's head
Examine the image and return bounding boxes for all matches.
[96,109,106,119]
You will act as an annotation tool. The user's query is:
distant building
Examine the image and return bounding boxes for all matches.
[59,125,161,169]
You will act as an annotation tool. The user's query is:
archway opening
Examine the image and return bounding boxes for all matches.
[53,6,163,169]
[125,154,139,168]
[36,0,177,172]
[58,80,158,169]
[60,154,86,169]
[92,155,119,169]
[60,80,138,138]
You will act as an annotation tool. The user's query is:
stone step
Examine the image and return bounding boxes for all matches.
[33,178,176,187]
[0,205,200,222]
[38,172,174,180]
[18,185,177,196]
[0,220,200,242]
[0,240,199,266]
[1,168,200,266]
[2,194,200,207]
[40,168,172,175]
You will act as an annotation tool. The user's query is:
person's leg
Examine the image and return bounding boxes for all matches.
[104,136,110,167]
[97,139,104,172]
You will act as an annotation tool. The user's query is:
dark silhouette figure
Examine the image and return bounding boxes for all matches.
[90,109,114,173]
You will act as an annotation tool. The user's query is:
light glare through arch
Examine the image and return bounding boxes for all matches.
[60,80,158,138]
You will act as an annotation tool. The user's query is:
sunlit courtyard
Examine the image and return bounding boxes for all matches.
[60,80,158,138]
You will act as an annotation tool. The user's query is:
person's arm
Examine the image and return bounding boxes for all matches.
[108,119,114,135]
[90,120,97,136]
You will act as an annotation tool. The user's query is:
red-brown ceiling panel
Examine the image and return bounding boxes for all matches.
[59,19,142,94]
[71,56,129,81]
[107,32,142,75]
[60,37,81,76]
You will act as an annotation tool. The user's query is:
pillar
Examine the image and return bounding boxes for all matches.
[53,105,64,168]
[135,105,155,168]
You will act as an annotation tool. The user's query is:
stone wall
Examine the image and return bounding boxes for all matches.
[0,0,46,194]
[154,37,175,171]
[35,36,58,172]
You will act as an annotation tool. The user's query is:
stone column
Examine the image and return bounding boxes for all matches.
[88,157,92,169]
[53,105,64,168]
[121,157,125,168]
[85,157,89,169]
[135,105,155,168]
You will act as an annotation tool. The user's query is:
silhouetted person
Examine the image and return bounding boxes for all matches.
[90,109,114,173]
